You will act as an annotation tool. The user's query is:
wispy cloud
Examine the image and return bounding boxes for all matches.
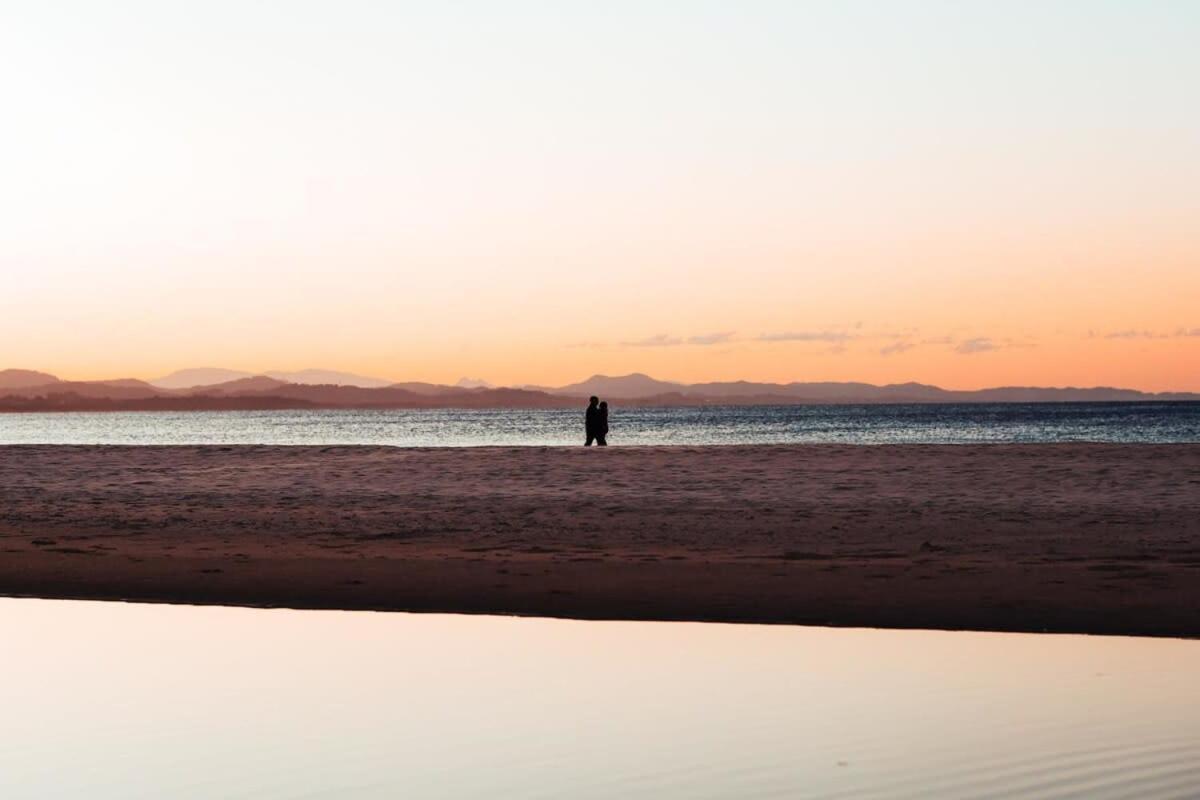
[1090,327,1199,340]
[687,331,736,346]
[1104,329,1165,340]
[955,337,998,355]
[618,331,738,348]
[877,329,919,341]
[758,330,855,343]
[620,333,684,347]
[880,341,915,356]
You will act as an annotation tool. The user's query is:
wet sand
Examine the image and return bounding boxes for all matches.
[1,444,1198,636]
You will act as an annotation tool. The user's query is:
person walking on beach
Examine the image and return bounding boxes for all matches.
[585,396,601,446]
[596,401,609,446]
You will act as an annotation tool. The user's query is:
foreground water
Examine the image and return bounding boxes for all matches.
[2,402,1199,445]
[1,599,1198,799]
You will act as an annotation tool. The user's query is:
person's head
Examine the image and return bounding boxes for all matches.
[589,396,599,407]
[599,401,608,411]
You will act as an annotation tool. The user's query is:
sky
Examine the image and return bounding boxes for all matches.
[2,1,1197,390]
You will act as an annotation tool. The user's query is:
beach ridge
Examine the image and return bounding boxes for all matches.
[2,444,1198,636]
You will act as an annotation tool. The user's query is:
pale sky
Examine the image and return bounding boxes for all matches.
[2,1,1197,389]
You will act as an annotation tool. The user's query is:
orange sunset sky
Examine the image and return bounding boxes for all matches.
[2,2,1197,391]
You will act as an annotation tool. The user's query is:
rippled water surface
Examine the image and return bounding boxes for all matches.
[2,403,1199,445]
[2,599,1198,799]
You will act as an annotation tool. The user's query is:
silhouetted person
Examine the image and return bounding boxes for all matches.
[585,396,600,446]
[596,401,609,446]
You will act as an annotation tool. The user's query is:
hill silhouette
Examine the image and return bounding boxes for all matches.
[186,376,290,396]
[265,369,392,388]
[151,368,254,389]
[0,369,61,389]
[544,373,685,398]
[153,367,394,390]
[2,369,1198,412]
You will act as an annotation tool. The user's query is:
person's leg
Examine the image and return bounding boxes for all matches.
[585,434,595,446]
[597,434,607,446]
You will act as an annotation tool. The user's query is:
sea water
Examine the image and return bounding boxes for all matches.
[1,402,1198,445]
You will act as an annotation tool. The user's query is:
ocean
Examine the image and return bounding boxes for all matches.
[1,402,1198,445]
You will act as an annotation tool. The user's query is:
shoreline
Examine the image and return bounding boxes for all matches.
[2,444,1198,637]
[3,591,1197,641]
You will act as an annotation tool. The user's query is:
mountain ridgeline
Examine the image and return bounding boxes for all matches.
[1,369,1197,412]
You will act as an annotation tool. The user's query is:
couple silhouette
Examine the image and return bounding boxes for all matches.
[584,396,609,446]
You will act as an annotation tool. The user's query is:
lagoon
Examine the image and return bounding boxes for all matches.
[2,599,1198,798]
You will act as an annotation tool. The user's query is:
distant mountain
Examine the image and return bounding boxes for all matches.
[552,373,686,398]
[92,378,161,390]
[390,382,466,396]
[541,375,950,402]
[963,386,1156,402]
[153,368,393,389]
[265,369,393,388]
[186,376,290,396]
[7,379,164,400]
[187,381,569,409]
[0,369,60,389]
[4,367,1199,411]
[570,379,1200,404]
[151,368,254,389]
[456,377,495,389]
[719,381,952,402]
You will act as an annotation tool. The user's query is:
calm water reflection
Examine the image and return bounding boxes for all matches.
[1,599,1198,799]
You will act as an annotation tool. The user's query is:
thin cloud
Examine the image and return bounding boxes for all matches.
[955,337,998,355]
[880,341,915,356]
[758,330,855,343]
[619,332,738,347]
[620,334,684,347]
[1090,327,1200,340]
[1104,329,1164,340]
[687,331,736,346]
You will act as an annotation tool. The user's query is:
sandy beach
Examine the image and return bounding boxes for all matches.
[1,444,1198,636]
